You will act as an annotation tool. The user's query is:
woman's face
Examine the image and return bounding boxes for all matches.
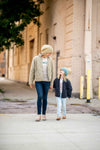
[46,53,52,57]
[60,70,65,76]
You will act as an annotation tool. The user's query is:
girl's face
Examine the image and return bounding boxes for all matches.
[60,70,65,76]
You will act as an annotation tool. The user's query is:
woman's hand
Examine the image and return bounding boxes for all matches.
[49,85,52,89]
[30,84,33,88]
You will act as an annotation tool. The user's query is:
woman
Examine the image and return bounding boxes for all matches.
[29,45,53,121]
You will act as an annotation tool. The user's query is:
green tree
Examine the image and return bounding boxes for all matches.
[0,0,44,52]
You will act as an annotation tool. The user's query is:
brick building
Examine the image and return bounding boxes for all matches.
[1,0,100,98]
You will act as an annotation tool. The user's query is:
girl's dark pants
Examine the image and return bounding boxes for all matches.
[35,81,50,115]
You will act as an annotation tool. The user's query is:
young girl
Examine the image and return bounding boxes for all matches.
[53,67,72,120]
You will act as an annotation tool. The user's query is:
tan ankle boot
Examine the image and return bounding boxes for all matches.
[35,115,41,121]
[42,115,46,121]
[56,117,61,120]
[62,116,66,119]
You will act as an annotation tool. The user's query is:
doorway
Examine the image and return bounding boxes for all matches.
[56,51,60,77]
[30,39,34,63]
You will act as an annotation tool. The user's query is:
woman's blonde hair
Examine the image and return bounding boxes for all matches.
[41,53,48,57]
[41,45,53,54]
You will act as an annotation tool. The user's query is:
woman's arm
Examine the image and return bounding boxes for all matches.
[49,58,53,89]
[29,57,35,86]
[50,59,53,85]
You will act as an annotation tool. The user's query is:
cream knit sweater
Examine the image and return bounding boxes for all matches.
[29,54,53,85]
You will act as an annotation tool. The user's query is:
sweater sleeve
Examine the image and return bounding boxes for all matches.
[50,59,53,85]
[29,57,35,85]
[66,79,72,98]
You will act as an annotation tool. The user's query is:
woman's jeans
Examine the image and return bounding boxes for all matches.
[35,81,50,115]
[56,94,67,117]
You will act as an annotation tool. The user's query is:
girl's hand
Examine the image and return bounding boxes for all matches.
[50,85,52,89]
[30,84,33,88]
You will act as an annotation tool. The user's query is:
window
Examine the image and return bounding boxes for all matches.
[40,33,42,50]
[3,52,6,60]
[30,39,34,63]
[45,29,49,44]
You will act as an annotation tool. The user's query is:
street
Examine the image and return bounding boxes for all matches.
[0,77,100,115]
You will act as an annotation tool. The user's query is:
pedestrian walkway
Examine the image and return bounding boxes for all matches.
[0,77,37,100]
[0,114,100,150]
[0,77,100,149]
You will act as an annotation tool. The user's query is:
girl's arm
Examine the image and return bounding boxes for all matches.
[66,80,72,98]
[53,79,56,88]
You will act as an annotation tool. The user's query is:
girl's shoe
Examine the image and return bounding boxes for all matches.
[62,116,66,119]
[56,117,61,120]
[35,115,41,121]
[42,115,46,121]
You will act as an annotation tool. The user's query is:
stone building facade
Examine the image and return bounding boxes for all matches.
[1,0,100,98]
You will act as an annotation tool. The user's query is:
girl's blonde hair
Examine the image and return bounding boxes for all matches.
[58,74,67,82]
[58,68,71,82]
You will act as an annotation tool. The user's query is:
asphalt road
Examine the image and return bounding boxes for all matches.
[0,77,100,115]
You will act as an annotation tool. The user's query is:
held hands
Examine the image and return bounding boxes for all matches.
[30,84,52,89]
[49,85,52,89]
[30,84,33,88]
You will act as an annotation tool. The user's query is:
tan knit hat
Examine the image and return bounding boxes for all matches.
[41,44,53,54]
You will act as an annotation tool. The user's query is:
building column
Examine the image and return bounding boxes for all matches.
[5,50,9,79]
[84,0,93,98]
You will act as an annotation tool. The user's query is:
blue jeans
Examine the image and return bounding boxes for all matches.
[35,81,50,115]
[56,94,67,117]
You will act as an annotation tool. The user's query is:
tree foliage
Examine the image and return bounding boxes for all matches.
[0,0,44,52]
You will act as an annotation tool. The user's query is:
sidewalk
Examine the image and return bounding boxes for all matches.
[0,77,37,100]
[0,77,100,150]
[0,113,100,150]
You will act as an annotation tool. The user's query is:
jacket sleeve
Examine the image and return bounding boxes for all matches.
[29,57,35,85]
[53,79,56,88]
[66,80,72,98]
[51,61,53,84]
[50,58,53,85]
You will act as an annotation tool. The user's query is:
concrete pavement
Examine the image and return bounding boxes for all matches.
[0,78,100,149]
[0,114,100,150]
[0,77,37,100]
